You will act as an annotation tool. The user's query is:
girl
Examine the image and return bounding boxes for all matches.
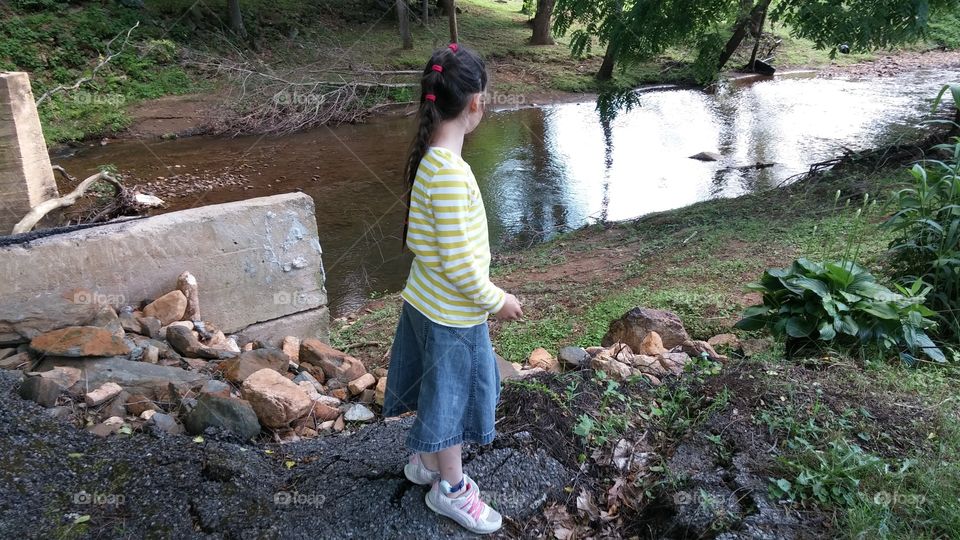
[382,42,523,535]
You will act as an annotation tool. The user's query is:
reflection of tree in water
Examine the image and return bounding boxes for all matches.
[594,88,641,223]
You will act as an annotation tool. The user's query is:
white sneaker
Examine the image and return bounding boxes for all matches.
[424,477,502,535]
[404,453,440,485]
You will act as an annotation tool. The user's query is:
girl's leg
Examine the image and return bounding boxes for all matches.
[420,445,464,497]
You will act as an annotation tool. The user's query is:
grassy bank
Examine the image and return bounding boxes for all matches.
[3,0,957,144]
[331,143,960,537]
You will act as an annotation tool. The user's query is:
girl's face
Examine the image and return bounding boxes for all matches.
[463,92,485,134]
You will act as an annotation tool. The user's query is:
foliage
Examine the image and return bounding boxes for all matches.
[735,258,945,362]
[928,8,960,48]
[769,439,886,506]
[885,136,960,344]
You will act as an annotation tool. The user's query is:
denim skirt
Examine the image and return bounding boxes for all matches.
[382,301,501,453]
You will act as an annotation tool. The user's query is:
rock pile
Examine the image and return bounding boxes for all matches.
[1,271,384,443]
[507,307,731,384]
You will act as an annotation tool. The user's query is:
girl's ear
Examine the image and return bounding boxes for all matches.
[469,92,482,112]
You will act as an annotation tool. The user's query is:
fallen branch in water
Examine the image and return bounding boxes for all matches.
[12,168,164,235]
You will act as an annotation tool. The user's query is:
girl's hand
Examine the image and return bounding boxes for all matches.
[495,294,523,321]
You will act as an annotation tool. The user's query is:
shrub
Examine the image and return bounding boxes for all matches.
[735,258,945,363]
[885,134,960,345]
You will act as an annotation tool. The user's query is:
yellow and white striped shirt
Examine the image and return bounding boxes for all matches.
[401,147,506,327]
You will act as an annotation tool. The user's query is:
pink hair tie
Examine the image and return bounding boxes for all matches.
[424,94,436,102]
[449,43,459,52]
[432,64,443,73]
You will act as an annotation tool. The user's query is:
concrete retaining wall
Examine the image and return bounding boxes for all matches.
[0,192,328,346]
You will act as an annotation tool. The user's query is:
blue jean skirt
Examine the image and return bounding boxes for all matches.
[382,301,501,453]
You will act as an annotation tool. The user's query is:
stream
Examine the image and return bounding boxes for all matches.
[58,67,960,316]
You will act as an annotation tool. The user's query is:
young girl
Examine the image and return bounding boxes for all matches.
[382,43,523,535]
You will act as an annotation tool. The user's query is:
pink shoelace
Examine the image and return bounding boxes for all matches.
[457,484,484,521]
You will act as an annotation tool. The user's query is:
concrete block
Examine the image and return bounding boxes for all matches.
[0,72,59,235]
[0,192,327,345]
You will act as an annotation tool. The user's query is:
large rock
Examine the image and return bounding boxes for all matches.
[299,339,366,382]
[558,346,589,368]
[19,367,81,407]
[183,394,261,440]
[0,193,329,346]
[29,326,130,357]
[528,348,559,372]
[166,326,235,360]
[142,291,187,326]
[241,368,312,428]
[35,356,208,401]
[602,307,691,351]
[217,348,290,384]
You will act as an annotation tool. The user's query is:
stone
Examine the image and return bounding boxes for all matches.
[140,409,156,421]
[518,367,545,378]
[167,325,236,360]
[183,394,261,440]
[372,367,388,379]
[293,370,324,394]
[87,417,124,437]
[318,419,335,431]
[630,354,667,376]
[125,393,160,416]
[708,333,741,350]
[297,381,322,401]
[344,403,375,422]
[119,311,142,334]
[85,382,124,406]
[200,380,232,397]
[137,317,162,339]
[176,271,201,321]
[558,346,590,368]
[29,326,130,357]
[590,354,633,382]
[333,415,345,432]
[312,401,341,422]
[0,348,15,360]
[142,290,187,326]
[281,336,300,362]
[603,307,691,350]
[91,306,124,338]
[689,151,722,161]
[36,356,209,401]
[241,368,313,428]
[359,389,375,404]
[330,387,348,401]
[217,348,290,384]
[300,339,366,382]
[638,331,668,356]
[375,376,387,406]
[103,390,130,420]
[528,348,560,372]
[0,351,31,370]
[242,342,255,352]
[167,320,194,332]
[495,354,520,382]
[680,340,727,361]
[19,372,71,407]
[149,412,184,435]
[656,352,690,376]
[181,357,210,371]
[143,345,159,364]
[347,373,376,395]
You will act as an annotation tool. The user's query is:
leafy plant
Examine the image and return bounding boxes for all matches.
[736,258,945,362]
[769,439,885,507]
[885,136,960,344]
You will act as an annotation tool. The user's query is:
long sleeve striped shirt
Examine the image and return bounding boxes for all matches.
[401,146,506,327]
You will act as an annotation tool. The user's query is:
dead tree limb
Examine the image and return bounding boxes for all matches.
[35,22,140,107]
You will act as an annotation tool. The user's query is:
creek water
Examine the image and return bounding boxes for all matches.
[58,67,960,316]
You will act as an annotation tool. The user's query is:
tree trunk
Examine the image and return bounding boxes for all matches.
[421,0,429,25]
[597,41,617,81]
[717,0,772,71]
[227,0,246,38]
[747,5,768,70]
[398,0,413,49]
[530,0,555,45]
[444,0,459,43]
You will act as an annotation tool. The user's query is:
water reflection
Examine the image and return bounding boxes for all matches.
[58,67,960,314]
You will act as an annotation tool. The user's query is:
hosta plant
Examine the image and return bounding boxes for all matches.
[736,258,945,363]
